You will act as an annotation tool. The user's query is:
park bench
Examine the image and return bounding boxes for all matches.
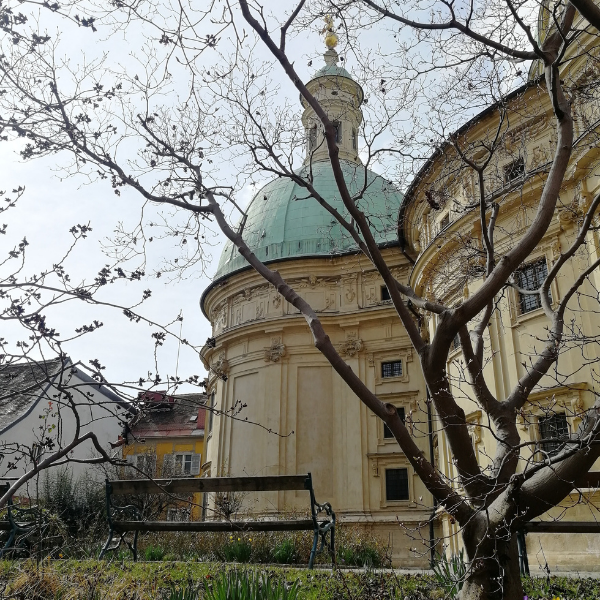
[517,471,600,576]
[99,472,335,568]
[0,480,45,558]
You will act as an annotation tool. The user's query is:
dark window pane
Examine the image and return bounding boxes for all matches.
[383,407,405,439]
[539,413,569,455]
[517,259,549,314]
[504,157,525,183]
[382,361,402,378]
[381,286,391,301]
[385,468,409,501]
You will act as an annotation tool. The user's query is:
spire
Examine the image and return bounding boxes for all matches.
[300,18,364,166]
[322,15,339,50]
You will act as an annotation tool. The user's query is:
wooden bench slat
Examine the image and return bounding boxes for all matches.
[110,475,310,496]
[113,519,315,533]
[524,521,600,534]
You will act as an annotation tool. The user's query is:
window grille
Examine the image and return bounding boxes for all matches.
[538,413,569,455]
[504,157,525,183]
[381,360,402,378]
[383,407,406,439]
[517,259,549,314]
[385,468,409,501]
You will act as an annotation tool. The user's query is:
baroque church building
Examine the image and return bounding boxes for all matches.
[201,8,600,571]
[200,46,432,566]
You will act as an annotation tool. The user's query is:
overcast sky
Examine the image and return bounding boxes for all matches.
[0,2,531,397]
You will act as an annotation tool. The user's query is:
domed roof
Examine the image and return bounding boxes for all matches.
[312,63,353,80]
[214,160,403,280]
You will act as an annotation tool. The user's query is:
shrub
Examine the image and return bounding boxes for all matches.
[271,539,297,564]
[221,538,252,563]
[144,545,166,561]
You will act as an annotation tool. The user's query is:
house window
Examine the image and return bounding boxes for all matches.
[504,157,525,184]
[173,453,201,476]
[385,468,409,501]
[517,259,549,314]
[383,407,406,439]
[381,360,402,378]
[381,286,391,301]
[167,507,190,522]
[538,413,569,455]
[440,213,450,230]
[351,128,357,150]
[333,121,342,144]
[308,126,317,152]
[126,453,157,477]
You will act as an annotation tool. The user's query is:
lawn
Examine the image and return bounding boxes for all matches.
[2,560,600,600]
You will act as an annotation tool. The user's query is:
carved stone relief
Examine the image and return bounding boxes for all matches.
[339,331,363,357]
[212,351,229,378]
[264,337,286,363]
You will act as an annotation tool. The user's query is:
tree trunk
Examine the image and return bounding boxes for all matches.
[460,531,524,600]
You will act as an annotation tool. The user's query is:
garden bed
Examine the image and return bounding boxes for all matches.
[2,560,600,600]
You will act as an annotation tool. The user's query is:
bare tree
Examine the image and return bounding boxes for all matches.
[1,0,600,597]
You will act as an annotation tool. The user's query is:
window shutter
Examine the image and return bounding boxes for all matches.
[126,454,136,466]
[162,454,174,477]
[191,453,201,476]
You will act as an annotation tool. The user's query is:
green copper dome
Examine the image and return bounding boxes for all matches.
[214,160,403,280]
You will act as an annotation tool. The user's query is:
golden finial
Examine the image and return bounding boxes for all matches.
[321,15,338,49]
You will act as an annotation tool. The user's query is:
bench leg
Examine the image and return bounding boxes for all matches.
[309,531,319,569]
[329,525,336,567]
[128,531,138,561]
[0,529,16,558]
[517,530,529,577]
[99,530,114,560]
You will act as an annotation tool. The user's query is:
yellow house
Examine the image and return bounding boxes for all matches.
[123,392,207,521]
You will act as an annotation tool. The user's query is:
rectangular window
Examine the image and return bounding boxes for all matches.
[504,157,525,183]
[173,453,201,476]
[381,286,391,301]
[517,259,549,314]
[385,468,409,501]
[351,128,357,150]
[383,407,406,439]
[381,360,402,378]
[167,507,190,522]
[538,413,569,455]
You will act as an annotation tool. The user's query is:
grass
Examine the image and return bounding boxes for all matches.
[2,559,600,600]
